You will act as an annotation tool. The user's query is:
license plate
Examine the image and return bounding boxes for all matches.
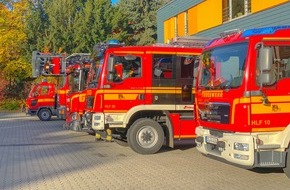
[205,136,218,144]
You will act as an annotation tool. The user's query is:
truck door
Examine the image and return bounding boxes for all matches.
[104,53,145,111]
[152,54,176,104]
[253,45,290,130]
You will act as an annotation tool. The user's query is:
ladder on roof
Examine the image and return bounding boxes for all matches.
[154,36,209,48]
[169,36,210,48]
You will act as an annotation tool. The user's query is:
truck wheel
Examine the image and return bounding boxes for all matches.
[127,118,164,154]
[38,108,52,121]
[283,147,290,178]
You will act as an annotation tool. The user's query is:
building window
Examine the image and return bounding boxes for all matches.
[222,0,251,22]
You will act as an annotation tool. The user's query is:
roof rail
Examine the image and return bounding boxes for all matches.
[154,36,210,48]
[220,29,242,38]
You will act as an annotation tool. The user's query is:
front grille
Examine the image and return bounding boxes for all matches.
[198,103,230,124]
[86,96,94,109]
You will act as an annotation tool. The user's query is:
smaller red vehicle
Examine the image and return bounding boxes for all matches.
[25,79,57,121]
[27,52,90,121]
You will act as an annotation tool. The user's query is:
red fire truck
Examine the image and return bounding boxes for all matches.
[26,52,90,121]
[25,79,58,121]
[194,25,290,178]
[25,52,67,121]
[83,38,208,154]
[63,54,91,132]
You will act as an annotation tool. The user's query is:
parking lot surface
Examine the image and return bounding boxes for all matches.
[0,111,290,190]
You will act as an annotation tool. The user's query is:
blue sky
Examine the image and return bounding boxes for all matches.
[111,0,119,4]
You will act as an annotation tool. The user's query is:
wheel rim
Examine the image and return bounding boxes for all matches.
[136,125,158,148]
[41,111,50,120]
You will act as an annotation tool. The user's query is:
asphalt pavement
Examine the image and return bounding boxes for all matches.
[0,111,289,190]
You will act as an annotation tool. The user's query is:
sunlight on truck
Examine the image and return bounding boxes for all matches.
[195,25,290,178]
[83,38,209,154]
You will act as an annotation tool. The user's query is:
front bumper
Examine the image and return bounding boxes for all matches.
[195,126,255,167]
[25,108,37,116]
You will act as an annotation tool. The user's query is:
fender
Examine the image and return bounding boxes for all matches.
[123,105,177,148]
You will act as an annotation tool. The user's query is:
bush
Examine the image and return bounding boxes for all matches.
[0,99,24,111]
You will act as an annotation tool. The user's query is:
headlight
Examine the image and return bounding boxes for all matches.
[234,142,249,151]
[94,115,101,121]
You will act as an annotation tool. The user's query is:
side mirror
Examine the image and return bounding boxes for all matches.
[107,55,115,82]
[257,47,274,86]
[107,72,114,81]
[257,72,274,85]
[258,47,273,71]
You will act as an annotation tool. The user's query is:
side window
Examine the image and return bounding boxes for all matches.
[153,55,174,79]
[40,86,49,95]
[33,86,41,96]
[257,46,290,87]
[111,55,141,82]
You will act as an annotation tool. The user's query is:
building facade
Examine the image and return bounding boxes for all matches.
[157,0,290,43]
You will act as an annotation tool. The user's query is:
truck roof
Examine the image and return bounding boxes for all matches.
[206,25,290,49]
[105,45,204,55]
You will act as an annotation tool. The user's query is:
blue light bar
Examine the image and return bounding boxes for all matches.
[107,39,120,45]
[242,25,290,37]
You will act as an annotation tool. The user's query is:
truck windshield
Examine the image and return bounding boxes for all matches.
[199,42,248,90]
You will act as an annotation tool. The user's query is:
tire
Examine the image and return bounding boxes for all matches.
[127,118,164,154]
[38,108,52,121]
[283,147,290,178]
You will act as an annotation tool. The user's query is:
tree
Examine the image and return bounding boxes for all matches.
[42,0,84,53]
[0,0,32,99]
[113,0,169,45]
[25,0,49,55]
[73,0,113,53]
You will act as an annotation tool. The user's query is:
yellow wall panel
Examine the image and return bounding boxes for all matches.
[196,0,223,32]
[188,7,197,36]
[251,0,288,13]
[177,12,185,37]
[163,18,176,43]
[163,20,170,43]
[169,17,175,41]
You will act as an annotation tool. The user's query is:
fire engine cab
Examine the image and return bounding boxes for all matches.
[25,79,57,121]
[195,25,290,178]
[84,38,208,154]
